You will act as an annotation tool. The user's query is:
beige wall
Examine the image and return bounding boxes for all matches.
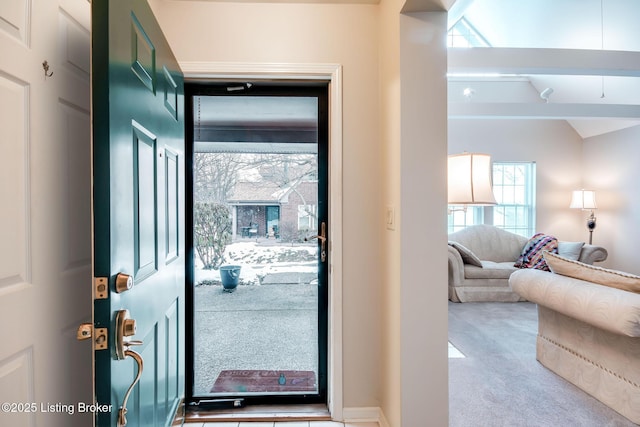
[150,2,451,425]
[149,0,384,410]
[449,119,586,240]
[583,124,640,274]
[379,0,402,424]
[148,0,640,423]
[379,4,449,426]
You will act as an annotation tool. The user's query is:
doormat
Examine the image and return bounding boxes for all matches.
[210,370,317,393]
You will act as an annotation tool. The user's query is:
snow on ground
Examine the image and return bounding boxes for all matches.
[194,241,318,286]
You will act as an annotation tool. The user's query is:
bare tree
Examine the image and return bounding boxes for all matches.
[193,152,319,251]
[194,153,244,203]
[195,152,316,202]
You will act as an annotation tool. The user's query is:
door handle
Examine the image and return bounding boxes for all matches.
[115,309,142,360]
[117,348,143,427]
[305,222,327,263]
[115,309,144,427]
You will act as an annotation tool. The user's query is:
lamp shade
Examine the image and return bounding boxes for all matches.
[448,152,497,206]
[570,190,597,210]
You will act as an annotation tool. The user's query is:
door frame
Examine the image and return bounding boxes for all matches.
[181,61,344,420]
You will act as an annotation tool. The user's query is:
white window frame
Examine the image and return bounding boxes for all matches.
[491,162,536,237]
[447,18,491,48]
[447,161,536,236]
[297,204,317,231]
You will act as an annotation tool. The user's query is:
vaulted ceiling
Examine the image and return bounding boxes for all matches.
[447,0,640,138]
[188,0,639,140]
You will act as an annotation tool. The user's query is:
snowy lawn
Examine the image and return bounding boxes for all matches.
[194,241,318,286]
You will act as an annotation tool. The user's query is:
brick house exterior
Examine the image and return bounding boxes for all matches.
[228,180,318,241]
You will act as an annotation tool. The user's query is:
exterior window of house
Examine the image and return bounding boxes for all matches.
[298,204,317,231]
[448,162,536,237]
[448,206,485,233]
[491,162,536,236]
[447,19,490,48]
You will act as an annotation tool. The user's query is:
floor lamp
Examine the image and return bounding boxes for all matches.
[570,189,597,244]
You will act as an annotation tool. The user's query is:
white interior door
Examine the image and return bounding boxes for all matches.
[0,1,92,426]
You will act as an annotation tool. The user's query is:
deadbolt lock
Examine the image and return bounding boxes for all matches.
[115,273,134,293]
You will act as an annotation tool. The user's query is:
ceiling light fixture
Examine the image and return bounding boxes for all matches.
[540,87,554,103]
[463,87,475,99]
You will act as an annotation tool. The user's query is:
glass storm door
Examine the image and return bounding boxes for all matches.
[92,1,185,425]
[185,83,329,407]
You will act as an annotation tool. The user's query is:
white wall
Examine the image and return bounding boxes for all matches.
[448,119,587,241]
[151,2,452,426]
[448,116,640,272]
[149,0,384,411]
[399,11,449,427]
[583,124,640,273]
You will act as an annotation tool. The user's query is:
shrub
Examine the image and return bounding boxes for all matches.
[194,202,232,270]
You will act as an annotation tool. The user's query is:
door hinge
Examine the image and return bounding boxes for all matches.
[94,277,108,299]
[76,324,108,350]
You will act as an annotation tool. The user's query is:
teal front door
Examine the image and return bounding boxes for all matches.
[92,1,185,426]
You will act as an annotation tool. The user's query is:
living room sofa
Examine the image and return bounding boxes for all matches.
[510,255,640,424]
[448,224,607,302]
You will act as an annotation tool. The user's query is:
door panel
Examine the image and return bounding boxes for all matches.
[92,1,184,426]
[0,0,92,426]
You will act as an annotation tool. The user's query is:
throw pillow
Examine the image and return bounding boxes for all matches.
[448,242,483,268]
[543,251,640,293]
[557,241,585,261]
[514,233,558,271]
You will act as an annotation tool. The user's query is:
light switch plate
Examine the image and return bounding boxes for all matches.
[386,205,396,231]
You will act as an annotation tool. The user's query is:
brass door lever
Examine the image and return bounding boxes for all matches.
[305,222,327,262]
[115,309,144,427]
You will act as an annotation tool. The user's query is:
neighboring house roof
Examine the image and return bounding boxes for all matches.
[227,181,282,204]
[228,180,318,205]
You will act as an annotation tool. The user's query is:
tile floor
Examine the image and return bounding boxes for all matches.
[194,422,379,427]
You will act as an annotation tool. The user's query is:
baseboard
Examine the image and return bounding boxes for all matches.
[343,407,390,427]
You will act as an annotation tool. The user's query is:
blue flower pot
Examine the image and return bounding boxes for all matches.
[220,265,241,292]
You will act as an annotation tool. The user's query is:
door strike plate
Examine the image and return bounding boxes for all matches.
[94,328,108,350]
[94,277,108,299]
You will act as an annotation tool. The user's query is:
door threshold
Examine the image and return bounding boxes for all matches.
[185,403,331,423]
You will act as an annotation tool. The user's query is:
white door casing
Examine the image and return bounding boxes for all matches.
[0,1,92,426]
[181,61,344,420]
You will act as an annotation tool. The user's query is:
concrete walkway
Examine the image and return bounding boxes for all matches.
[193,283,318,395]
